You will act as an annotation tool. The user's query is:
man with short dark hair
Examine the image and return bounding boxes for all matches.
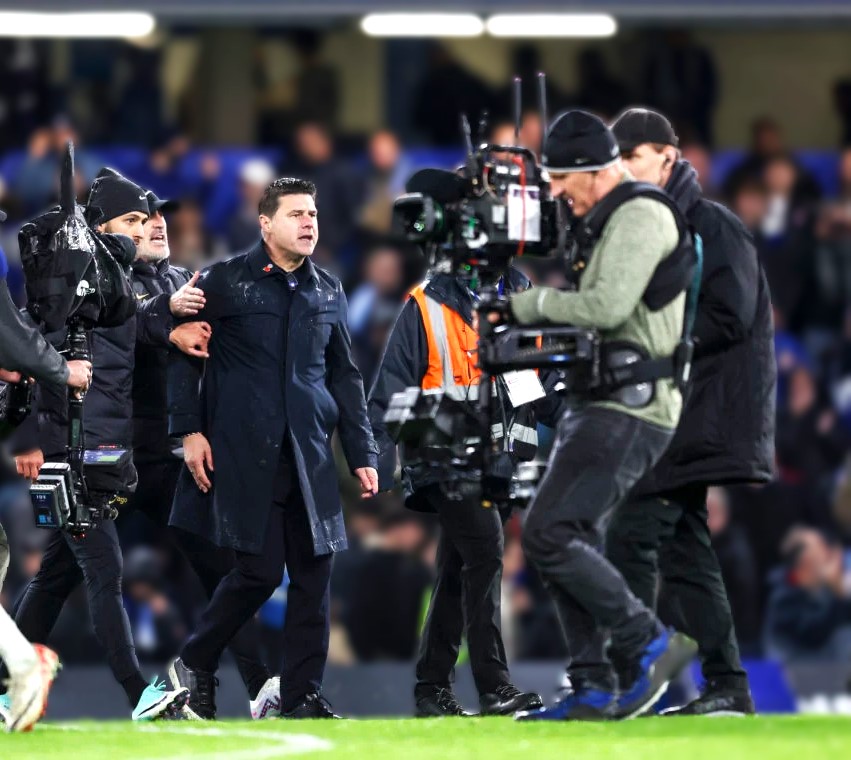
[128,189,280,720]
[166,177,378,720]
[604,108,776,716]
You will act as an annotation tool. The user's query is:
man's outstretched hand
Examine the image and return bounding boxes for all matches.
[170,271,206,317]
[170,321,212,358]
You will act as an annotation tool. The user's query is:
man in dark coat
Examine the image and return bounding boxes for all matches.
[166,177,378,720]
[128,190,279,720]
[605,109,776,716]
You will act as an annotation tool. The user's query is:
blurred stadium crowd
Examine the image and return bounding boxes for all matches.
[1,30,851,673]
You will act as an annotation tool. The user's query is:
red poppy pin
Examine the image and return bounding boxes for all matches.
[262,264,273,272]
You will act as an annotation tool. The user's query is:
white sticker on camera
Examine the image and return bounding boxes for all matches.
[507,184,541,243]
[500,370,545,408]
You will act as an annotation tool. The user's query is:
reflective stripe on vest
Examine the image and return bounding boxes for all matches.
[409,284,537,454]
[491,422,538,458]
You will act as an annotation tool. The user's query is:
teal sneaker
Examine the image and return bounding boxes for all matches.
[132,679,190,722]
[0,693,10,725]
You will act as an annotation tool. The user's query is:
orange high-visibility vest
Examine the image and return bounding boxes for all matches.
[408,281,540,457]
[408,284,481,397]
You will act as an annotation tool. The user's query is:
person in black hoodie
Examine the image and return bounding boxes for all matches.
[368,269,559,718]
[604,109,777,716]
[10,168,189,720]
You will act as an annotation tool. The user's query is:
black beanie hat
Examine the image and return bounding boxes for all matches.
[86,168,149,226]
[611,107,679,151]
[543,110,620,174]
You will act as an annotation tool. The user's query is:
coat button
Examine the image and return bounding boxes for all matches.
[259,458,268,467]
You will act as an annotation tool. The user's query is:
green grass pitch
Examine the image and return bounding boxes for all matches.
[2,716,849,760]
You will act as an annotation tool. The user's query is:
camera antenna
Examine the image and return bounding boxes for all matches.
[60,141,76,215]
[477,110,489,147]
[513,76,522,143]
[460,113,475,159]
[538,72,549,163]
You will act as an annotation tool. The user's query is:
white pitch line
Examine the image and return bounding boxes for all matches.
[41,723,333,759]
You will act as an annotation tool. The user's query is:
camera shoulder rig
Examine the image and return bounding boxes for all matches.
[573,181,703,394]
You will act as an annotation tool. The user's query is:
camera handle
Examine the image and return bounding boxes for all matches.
[66,318,90,506]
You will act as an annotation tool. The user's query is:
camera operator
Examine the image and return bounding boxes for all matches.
[9,170,189,721]
[502,111,697,721]
[368,269,558,718]
[597,108,776,716]
[128,190,279,720]
[165,178,378,720]
[0,210,70,732]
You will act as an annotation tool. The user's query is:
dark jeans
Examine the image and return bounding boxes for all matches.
[180,455,332,712]
[127,457,270,697]
[606,483,748,689]
[14,519,145,704]
[415,488,509,697]
[522,406,673,691]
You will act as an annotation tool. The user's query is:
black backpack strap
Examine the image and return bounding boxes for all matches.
[581,182,680,237]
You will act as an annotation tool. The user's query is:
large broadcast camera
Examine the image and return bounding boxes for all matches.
[385,76,601,507]
[19,143,137,534]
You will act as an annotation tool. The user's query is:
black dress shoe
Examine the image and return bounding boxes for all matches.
[661,680,755,717]
[281,692,341,719]
[414,687,473,717]
[480,684,544,716]
[167,657,217,720]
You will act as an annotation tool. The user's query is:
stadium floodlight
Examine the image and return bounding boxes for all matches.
[0,12,156,38]
[485,14,617,38]
[360,13,485,38]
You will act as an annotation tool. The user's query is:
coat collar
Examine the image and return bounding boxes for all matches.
[132,257,171,277]
[246,240,318,283]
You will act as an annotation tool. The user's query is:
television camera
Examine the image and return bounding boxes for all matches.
[385,75,602,507]
[18,143,137,534]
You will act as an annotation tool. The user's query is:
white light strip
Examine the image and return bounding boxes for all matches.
[0,12,156,39]
[360,13,485,38]
[486,14,617,38]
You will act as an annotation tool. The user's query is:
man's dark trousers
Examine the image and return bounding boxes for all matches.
[521,406,673,690]
[14,520,145,703]
[126,457,271,697]
[606,483,747,688]
[127,459,182,531]
[180,450,333,712]
[415,487,509,697]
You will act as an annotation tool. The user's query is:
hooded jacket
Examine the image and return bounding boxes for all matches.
[632,160,776,495]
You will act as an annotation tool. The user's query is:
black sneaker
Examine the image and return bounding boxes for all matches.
[480,684,544,716]
[167,657,217,720]
[280,692,341,719]
[661,681,755,717]
[414,687,473,717]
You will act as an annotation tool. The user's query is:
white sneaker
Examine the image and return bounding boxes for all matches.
[6,644,60,732]
[250,677,281,720]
